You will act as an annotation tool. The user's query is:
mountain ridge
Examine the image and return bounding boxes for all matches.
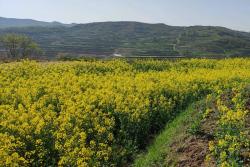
[0,17,75,28]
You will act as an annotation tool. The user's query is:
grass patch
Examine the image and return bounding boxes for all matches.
[133,100,204,167]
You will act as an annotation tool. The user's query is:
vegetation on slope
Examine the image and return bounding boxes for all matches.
[0,22,250,58]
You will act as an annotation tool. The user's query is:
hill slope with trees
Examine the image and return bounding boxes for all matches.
[0,21,250,58]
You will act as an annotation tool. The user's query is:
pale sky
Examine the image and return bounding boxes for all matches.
[0,0,249,32]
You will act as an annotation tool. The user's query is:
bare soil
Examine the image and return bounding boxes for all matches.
[164,104,217,167]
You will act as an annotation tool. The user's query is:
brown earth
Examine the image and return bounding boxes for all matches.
[175,136,215,167]
[164,103,217,167]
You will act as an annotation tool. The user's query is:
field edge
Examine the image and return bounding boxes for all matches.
[133,99,205,167]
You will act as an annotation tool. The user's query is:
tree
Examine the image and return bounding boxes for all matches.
[19,35,42,58]
[0,34,42,59]
[0,34,20,58]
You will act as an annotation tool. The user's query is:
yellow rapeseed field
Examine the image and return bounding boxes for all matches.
[0,59,249,166]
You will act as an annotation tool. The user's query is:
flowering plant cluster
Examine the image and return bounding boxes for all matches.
[205,83,249,166]
[0,59,249,166]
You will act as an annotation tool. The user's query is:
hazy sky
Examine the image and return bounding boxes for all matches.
[0,0,249,31]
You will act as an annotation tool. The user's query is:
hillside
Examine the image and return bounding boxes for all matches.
[0,21,250,58]
[0,17,73,28]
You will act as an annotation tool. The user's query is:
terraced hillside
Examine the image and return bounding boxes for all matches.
[0,22,250,58]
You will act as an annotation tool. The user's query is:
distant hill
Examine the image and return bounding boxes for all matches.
[0,20,250,58]
[0,17,74,28]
